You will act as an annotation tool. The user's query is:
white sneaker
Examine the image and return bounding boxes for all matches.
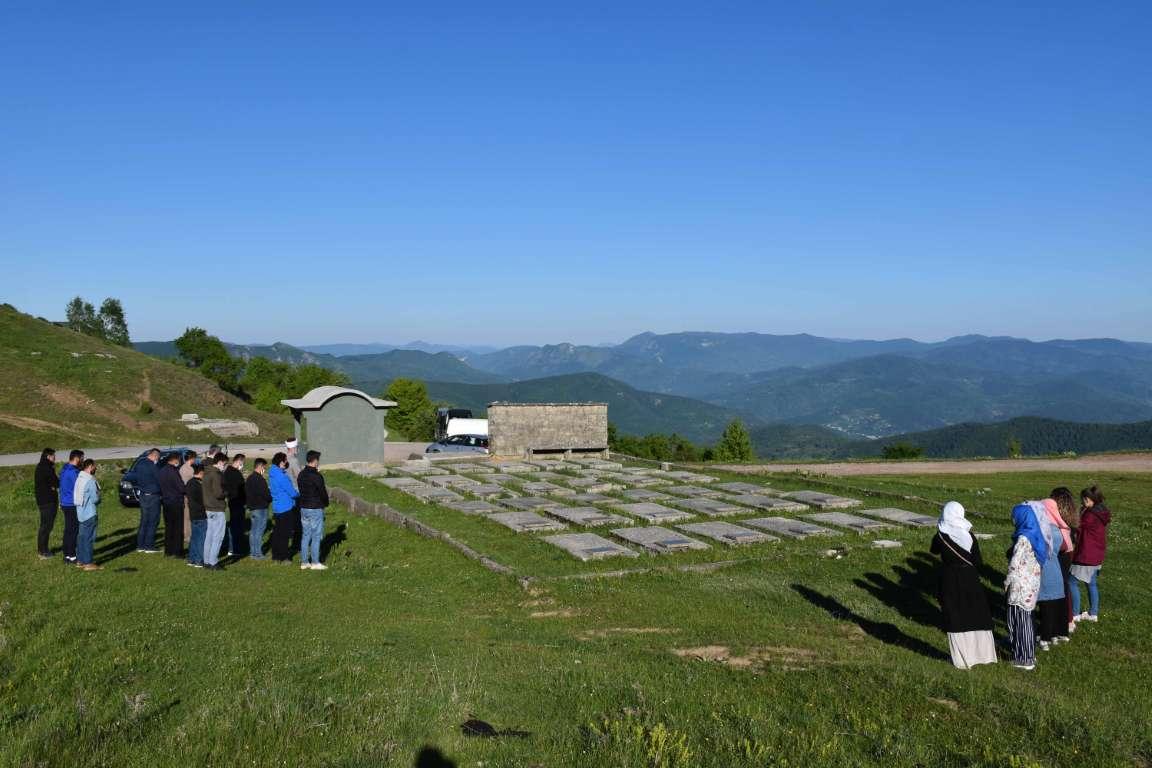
[300,563,313,570]
[1076,612,1091,621]
[1068,622,1077,634]
[1039,640,1050,651]
[311,563,328,571]
[1054,636,1070,644]
[1083,614,1098,622]
[1012,662,1036,671]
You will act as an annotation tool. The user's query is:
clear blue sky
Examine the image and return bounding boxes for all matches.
[3,1,1150,345]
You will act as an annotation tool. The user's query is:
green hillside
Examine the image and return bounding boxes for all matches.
[0,305,292,450]
[425,372,759,444]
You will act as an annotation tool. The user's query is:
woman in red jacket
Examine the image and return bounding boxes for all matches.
[1069,485,1111,623]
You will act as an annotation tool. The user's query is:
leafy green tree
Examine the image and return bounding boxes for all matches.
[1006,436,1023,459]
[97,298,130,346]
[713,419,755,462]
[65,297,102,338]
[240,357,348,413]
[174,327,242,393]
[287,363,349,395]
[382,378,436,441]
[882,442,923,460]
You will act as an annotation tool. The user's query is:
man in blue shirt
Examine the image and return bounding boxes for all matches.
[135,448,163,553]
[58,449,85,563]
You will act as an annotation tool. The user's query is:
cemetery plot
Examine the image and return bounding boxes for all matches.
[724,494,809,512]
[397,466,450,476]
[492,463,539,473]
[677,521,778,547]
[871,540,903,549]
[566,493,616,505]
[613,503,694,524]
[461,483,514,499]
[482,474,521,484]
[532,471,569,482]
[713,482,777,495]
[611,526,710,553]
[544,506,630,527]
[619,475,672,488]
[499,496,565,512]
[662,485,724,498]
[443,463,493,473]
[542,532,639,562]
[742,517,841,539]
[444,500,503,516]
[620,489,674,502]
[489,512,567,533]
[803,512,893,533]
[378,477,426,489]
[855,508,937,527]
[669,497,746,517]
[526,460,569,469]
[519,481,576,496]
[782,491,861,508]
[661,471,717,483]
[565,477,624,493]
[401,485,464,503]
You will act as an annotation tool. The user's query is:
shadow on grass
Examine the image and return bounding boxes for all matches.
[94,529,139,564]
[414,747,456,767]
[791,583,948,661]
[320,523,347,561]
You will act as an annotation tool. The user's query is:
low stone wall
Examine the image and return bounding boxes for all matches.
[488,402,608,458]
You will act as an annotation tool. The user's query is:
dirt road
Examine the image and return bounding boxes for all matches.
[714,453,1152,476]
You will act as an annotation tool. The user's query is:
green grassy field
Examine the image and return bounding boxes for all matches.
[1,465,1149,767]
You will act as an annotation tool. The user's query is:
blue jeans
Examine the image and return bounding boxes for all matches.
[203,511,226,566]
[137,492,162,550]
[300,508,325,565]
[187,519,207,565]
[1068,569,1100,616]
[77,515,98,565]
[248,508,268,558]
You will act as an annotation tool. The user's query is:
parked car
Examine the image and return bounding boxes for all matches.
[119,447,192,506]
[425,434,489,455]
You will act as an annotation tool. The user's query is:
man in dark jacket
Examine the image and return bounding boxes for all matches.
[185,464,207,568]
[58,449,84,563]
[135,448,163,553]
[245,458,273,560]
[158,452,186,558]
[201,453,229,570]
[34,448,58,559]
[297,450,330,570]
[223,454,247,557]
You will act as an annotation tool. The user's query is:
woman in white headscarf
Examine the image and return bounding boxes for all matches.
[930,501,997,669]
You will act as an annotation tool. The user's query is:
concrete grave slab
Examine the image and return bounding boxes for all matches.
[489,512,567,533]
[463,483,515,499]
[856,508,937,527]
[611,526,710,553]
[620,488,674,502]
[492,463,539,473]
[662,471,717,483]
[482,474,520,484]
[803,512,894,533]
[783,491,861,509]
[670,497,747,517]
[713,482,777,495]
[443,463,494,474]
[662,485,725,498]
[427,475,480,488]
[566,493,616,505]
[871,539,904,549]
[526,460,568,469]
[724,494,809,512]
[566,476,624,491]
[585,461,624,470]
[613,503,694,524]
[531,471,569,482]
[619,475,672,487]
[519,481,576,496]
[677,521,778,546]
[742,517,841,539]
[542,533,639,561]
[397,466,450,476]
[499,496,565,511]
[545,506,630,527]
[401,485,464,503]
[444,500,503,516]
[378,477,426,489]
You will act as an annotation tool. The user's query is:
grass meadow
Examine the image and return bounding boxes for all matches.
[1,464,1150,767]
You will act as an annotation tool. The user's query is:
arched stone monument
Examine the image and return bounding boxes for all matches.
[280,386,397,464]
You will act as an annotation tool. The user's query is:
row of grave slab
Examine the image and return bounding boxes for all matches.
[355,459,953,561]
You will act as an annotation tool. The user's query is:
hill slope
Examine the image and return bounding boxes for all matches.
[424,372,758,444]
[1,305,291,450]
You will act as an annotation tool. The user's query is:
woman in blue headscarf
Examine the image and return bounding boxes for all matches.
[1005,503,1045,670]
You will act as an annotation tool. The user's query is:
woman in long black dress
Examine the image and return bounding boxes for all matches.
[930,501,997,669]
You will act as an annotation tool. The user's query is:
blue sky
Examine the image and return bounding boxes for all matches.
[2,1,1150,345]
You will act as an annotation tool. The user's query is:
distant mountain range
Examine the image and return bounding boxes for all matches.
[302,341,501,356]
[135,330,1152,450]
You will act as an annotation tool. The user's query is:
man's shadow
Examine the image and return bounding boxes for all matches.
[320,523,347,561]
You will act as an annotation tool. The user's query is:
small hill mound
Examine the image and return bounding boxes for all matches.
[0,305,291,450]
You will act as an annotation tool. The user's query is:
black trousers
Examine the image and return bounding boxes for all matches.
[271,512,293,561]
[1038,598,1067,641]
[37,502,57,555]
[162,501,184,557]
[288,505,302,552]
[61,505,79,559]
[228,500,248,556]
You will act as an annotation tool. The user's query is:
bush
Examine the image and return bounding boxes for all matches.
[882,443,923,460]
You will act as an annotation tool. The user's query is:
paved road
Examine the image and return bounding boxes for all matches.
[0,442,431,467]
[714,453,1152,476]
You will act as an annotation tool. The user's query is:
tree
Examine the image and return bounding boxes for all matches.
[713,419,755,462]
[240,357,349,413]
[174,327,242,393]
[65,297,101,338]
[97,298,130,346]
[1006,436,1023,459]
[382,378,436,441]
[882,442,923,460]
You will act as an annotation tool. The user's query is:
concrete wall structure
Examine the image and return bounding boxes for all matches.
[281,387,397,464]
[488,402,608,458]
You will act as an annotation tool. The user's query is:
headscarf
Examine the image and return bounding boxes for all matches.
[1012,502,1049,563]
[1040,498,1073,552]
[937,501,973,552]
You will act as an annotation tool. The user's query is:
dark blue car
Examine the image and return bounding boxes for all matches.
[118,447,193,506]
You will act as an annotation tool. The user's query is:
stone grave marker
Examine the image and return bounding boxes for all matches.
[444,500,502,516]
[500,496,564,511]
[378,477,425,489]
[611,526,710,553]
[489,511,567,533]
[542,533,639,561]
[443,463,493,474]
[526,460,568,469]
[401,485,463,503]
[724,494,809,512]
[783,491,861,508]
[566,476,624,493]
[493,463,539,473]
[742,517,841,539]
[397,466,450,476]
[545,506,630,527]
[713,482,776,495]
[613,503,694,524]
[871,539,903,549]
[662,471,717,483]
[855,508,937,527]
[519,481,576,496]
[620,488,674,502]
[427,475,480,488]
[482,474,520,484]
[670,497,746,517]
[532,471,569,482]
[662,485,724,498]
[463,483,514,499]
[619,475,672,488]
[677,521,778,546]
[803,512,894,533]
[585,460,624,470]
[566,493,616,505]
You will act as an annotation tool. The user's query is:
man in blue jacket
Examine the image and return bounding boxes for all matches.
[135,448,163,553]
[58,449,85,563]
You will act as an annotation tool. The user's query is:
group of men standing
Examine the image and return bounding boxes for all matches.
[33,439,331,572]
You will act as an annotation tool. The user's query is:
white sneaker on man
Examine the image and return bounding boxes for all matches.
[311,563,328,571]
[300,563,312,570]
[1082,614,1098,622]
